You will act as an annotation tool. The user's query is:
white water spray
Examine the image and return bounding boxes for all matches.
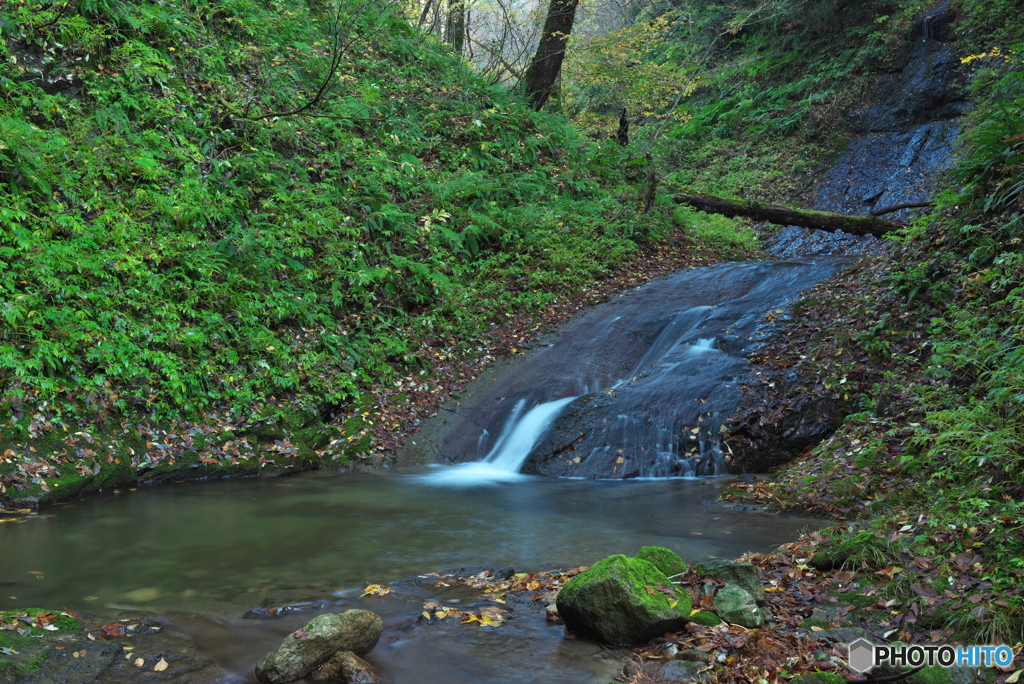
[419,396,577,486]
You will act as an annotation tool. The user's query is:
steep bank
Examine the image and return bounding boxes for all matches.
[0,0,752,506]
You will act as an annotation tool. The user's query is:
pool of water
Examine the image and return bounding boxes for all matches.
[0,470,820,682]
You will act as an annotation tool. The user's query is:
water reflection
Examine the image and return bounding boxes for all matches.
[0,471,819,619]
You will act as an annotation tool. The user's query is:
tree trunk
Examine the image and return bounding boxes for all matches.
[521,0,580,110]
[673,191,903,237]
[446,0,465,55]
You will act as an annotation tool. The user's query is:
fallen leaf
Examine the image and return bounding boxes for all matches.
[362,584,391,597]
[134,657,144,667]
[154,658,168,672]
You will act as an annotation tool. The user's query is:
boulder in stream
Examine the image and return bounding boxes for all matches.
[556,551,692,646]
[310,650,380,683]
[255,610,382,684]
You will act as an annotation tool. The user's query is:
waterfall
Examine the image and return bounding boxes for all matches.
[419,396,577,486]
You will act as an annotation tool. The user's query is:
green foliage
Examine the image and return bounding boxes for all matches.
[672,206,758,256]
[0,0,690,436]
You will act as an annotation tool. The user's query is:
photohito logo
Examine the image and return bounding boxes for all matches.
[847,638,1015,673]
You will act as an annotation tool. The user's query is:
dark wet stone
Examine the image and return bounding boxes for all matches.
[310,651,380,683]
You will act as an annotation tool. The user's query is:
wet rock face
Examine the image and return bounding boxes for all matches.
[771,3,967,260]
[847,2,966,133]
[724,388,854,473]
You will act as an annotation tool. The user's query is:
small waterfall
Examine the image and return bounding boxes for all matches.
[419,396,577,486]
[401,257,856,480]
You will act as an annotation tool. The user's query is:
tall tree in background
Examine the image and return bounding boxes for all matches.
[521,0,580,110]
[446,0,466,54]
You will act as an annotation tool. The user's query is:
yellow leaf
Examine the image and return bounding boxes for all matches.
[422,611,431,619]
[435,611,447,620]
[362,584,391,596]
[134,658,145,667]
[689,609,701,617]
[616,456,624,464]
[811,626,824,632]
[154,658,168,672]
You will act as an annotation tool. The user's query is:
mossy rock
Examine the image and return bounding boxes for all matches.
[556,554,692,646]
[634,546,687,578]
[692,560,767,607]
[689,610,722,627]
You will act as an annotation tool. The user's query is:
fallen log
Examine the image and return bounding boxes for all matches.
[673,191,907,237]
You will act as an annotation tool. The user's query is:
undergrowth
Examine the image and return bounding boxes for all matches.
[0,0,715,443]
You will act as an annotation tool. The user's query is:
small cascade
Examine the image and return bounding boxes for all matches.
[401,257,856,480]
[419,396,577,486]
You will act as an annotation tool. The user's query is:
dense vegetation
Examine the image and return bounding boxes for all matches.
[0,0,716,494]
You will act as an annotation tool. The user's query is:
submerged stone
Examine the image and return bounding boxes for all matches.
[255,610,382,684]
[556,554,691,646]
[310,650,379,683]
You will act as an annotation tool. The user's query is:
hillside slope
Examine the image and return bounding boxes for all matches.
[0,0,723,500]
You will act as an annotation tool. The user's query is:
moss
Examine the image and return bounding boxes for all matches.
[789,674,846,684]
[906,666,955,684]
[801,618,830,629]
[809,530,882,570]
[557,554,692,645]
[689,610,722,626]
[563,555,678,614]
[634,546,687,578]
[844,593,878,609]
[0,609,84,677]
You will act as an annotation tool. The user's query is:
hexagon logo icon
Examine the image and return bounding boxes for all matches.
[847,638,876,673]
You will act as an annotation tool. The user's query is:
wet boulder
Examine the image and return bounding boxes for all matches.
[255,610,382,684]
[694,560,771,628]
[310,650,380,683]
[712,585,765,628]
[556,554,692,646]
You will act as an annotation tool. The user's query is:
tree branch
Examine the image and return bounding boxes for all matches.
[673,190,903,237]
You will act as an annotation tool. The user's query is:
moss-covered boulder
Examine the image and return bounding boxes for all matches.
[688,610,722,627]
[556,554,692,646]
[635,546,688,578]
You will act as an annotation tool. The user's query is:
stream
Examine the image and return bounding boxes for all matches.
[0,471,823,682]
